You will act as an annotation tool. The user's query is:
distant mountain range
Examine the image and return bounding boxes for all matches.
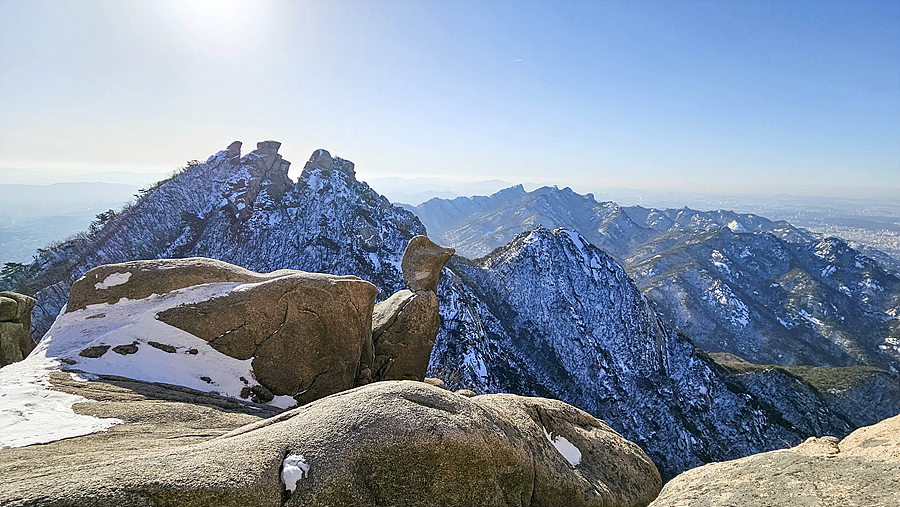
[3,141,897,479]
[410,185,900,372]
[0,182,141,265]
[361,176,522,205]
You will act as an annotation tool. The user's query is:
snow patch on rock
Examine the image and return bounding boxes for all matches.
[0,280,298,450]
[43,282,258,399]
[94,272,132,290]
[544,426,582,466]
[0,355,121,449]
[282,454,310,491]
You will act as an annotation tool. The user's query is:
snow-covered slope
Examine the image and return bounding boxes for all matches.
[428,227,857,478]
[413,185,900,371]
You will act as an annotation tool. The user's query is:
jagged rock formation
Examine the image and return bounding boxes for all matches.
[648,414,900,507]
[411,185,900,371]
[2,143,423,340]
[0,377,662,507]
[370,236,455,382]
[2,141,893,478]
[0,291,35,367]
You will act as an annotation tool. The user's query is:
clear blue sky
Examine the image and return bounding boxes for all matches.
[1,0,898,198]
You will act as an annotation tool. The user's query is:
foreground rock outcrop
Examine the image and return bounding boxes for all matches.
[0,291,35,367]
[58,232,454,405]
[648,413,900,507]
[0,378,661,507]
[59,257,377,405]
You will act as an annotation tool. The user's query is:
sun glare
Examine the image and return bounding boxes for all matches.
[155,0,272,54]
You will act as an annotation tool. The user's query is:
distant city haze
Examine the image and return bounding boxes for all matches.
[1,0,898,199]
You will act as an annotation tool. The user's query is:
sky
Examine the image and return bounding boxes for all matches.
[0,0,898,199]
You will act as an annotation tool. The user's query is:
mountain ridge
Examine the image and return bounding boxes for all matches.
[412,185,900,371]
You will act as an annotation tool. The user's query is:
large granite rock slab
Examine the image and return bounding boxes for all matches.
[0,378,660,507]
[648,413,900,507]
[156,271,377,403]
[58,258,377,406]
[0,291,35,367]
[371,289,440,381]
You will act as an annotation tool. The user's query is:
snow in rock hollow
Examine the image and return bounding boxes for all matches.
[281,454,310,492]
[543,426,582,467]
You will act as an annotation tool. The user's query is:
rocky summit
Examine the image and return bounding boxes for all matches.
[3,142,423,340]
[2,141,899,481]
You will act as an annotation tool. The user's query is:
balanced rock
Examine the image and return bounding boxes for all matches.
[0,291,36,367]
[648,414,900,507]
[0,380,661,507]
[63,258,377,405]
[401,235,455,293]
[370,235,454,382]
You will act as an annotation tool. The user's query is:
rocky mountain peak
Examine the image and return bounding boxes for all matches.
[214,140,293,221]
[224,140,242,163]
[300,148,356,181]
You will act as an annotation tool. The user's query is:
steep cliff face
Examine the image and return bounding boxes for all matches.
[428,227,858,479]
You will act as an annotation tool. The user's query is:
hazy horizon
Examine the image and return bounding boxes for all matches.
[1,0,898,201]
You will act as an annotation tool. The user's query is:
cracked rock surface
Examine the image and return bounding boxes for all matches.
[0,379,661,507]
[0,291,35,367]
